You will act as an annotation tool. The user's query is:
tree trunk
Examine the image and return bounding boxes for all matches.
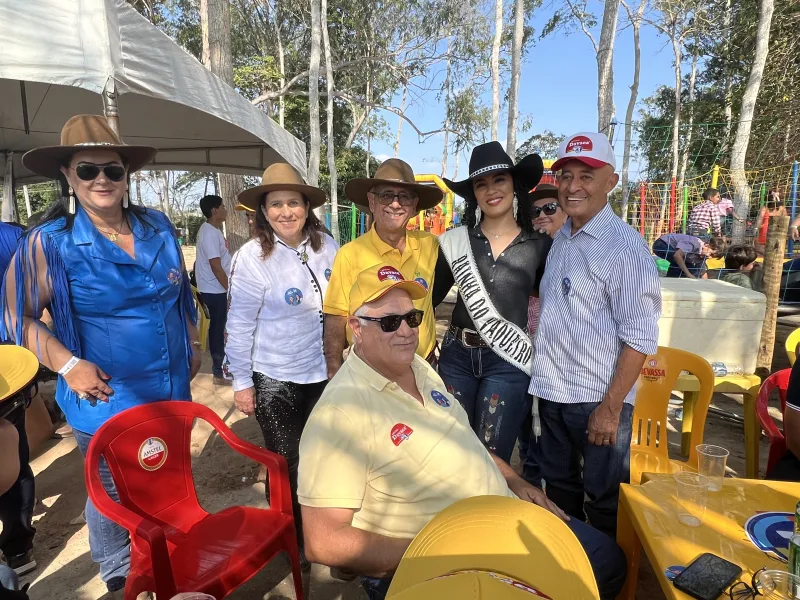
[730,0,775,243]
[678,47,699,191]
[160,171,173,222]
[441,39,451,178]
[394,85,407,158]
[200,0,249,253]
[490,0,503,141]
[134,172,143,205]
[307,0,323,187]
[274,5,286,128]
[669,34,682,183]
[756,215,789,377]
[345,107,366,149]
[722,0,733,154]
[506,0,524,154]
[321,0,338,240]
[620,0,644,222]
[596,0,620,133]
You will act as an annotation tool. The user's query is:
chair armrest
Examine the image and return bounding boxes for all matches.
[84,446,177,597]
[756,384,785,443]
[203,413,293,516]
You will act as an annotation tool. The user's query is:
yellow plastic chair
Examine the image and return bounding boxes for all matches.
[191,285,210,352]
[630,346,715,485]
[786,327,800,366]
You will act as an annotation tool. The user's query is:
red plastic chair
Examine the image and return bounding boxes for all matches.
[85,401,304,600]
[756,369,791,478]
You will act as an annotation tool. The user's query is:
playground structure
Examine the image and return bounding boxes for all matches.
[630,161,800,249]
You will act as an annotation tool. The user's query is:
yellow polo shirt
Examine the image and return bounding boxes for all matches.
[323,226,438,358]
[297,351,514,540]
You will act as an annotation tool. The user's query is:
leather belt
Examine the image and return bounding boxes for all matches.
[449,325,488,348]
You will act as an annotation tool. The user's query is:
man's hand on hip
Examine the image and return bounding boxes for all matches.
[587,401,621,446]
[509,479,570,522]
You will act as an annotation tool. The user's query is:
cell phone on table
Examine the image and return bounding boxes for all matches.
[673,553,742,600]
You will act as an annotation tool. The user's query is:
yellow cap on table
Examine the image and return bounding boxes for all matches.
[0,346,39,402]
[387,495,600,600]
[348,264,428,316]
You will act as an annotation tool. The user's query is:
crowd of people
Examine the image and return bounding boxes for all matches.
[0,114,787,599]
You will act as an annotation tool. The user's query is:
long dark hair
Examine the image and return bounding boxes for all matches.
[254,194,325,258]
[462,171,535,234]
[36,159,157,236]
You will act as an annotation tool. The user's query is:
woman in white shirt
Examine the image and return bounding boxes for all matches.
[225,163,338,565]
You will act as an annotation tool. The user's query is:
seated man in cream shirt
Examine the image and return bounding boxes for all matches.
[297,264,626,600]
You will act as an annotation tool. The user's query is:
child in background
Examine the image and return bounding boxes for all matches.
[721,245,758,290]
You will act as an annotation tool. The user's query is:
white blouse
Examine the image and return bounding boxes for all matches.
[225,233,339,391]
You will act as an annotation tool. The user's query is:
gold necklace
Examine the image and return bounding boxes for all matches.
[481,224,519,240]
[97,222,126,242]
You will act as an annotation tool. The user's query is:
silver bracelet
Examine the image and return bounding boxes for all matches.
[58,356,80,376]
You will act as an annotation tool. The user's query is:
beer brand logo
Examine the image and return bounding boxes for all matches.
[377,266,404,282]
[566,135,593,154]
[138,437,168,471]
[641,359,666,382]
[390,423,413,446]
[745,512,795,562]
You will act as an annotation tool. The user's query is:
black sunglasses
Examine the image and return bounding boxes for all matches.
[728,567,767,599]
[74,163,127,182]
[358,309,424,333]
[532,202,559,218]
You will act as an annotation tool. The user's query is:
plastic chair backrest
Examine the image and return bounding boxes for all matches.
[786,328,800,366]
[632,346,715,466]
[756,369,790,476]
[89,400,203,525]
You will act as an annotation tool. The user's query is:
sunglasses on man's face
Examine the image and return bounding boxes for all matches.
[73,163,127,183]
[359,309,424,333]
[532,202,559,218]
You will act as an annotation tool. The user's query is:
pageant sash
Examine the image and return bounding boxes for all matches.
[439,227,532,376]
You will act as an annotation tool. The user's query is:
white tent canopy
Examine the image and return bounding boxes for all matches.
[0,0,306,187]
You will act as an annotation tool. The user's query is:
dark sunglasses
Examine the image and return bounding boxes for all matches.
[532,202,559,218]
[728,567,766,599]
[359,309,424,333]
[74,163,126,182]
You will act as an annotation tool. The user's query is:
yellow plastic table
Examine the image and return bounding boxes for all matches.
[617,474,800,600]
[673,373,762,478]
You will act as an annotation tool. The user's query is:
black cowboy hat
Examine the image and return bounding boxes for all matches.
[442,141,544,199]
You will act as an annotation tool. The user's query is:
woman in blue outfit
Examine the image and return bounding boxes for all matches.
[0,115,200,595]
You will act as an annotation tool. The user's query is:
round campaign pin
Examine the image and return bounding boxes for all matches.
[430,390,450,408]
[665,566,685,581]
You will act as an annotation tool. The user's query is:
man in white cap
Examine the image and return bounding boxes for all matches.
[528,132,661,539]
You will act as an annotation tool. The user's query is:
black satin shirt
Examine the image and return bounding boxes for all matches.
[432,226,552,331]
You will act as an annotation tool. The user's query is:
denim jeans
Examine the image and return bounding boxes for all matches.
[518,395,542,487]
[538,400,633,539]
[0,564,19,591]
[438,332,531,463]
[0,407,36,558]
[73,429,131,583]
[359,518,625,600]
[200,292,228,377]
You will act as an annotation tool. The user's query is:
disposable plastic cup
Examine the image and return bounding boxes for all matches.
[754,570,800,599]
[674,472,709,527]
[696,444,729,492]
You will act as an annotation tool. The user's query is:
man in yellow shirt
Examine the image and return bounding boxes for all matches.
[323,159,442,378]
[299,265,626,600]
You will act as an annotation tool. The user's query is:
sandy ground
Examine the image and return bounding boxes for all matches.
[13,281,800,599]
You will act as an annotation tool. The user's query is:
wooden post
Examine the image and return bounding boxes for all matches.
[756,215,790,378]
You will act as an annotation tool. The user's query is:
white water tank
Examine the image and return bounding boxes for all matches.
[658,278,766,375]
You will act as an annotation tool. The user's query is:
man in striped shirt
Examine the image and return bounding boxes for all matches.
[688,188,723,237]
[528,132,662,538]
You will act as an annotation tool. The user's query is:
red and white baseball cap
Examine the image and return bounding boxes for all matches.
[550,132,616,172]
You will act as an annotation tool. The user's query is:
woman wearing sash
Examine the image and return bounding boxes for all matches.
[433,142,551,464]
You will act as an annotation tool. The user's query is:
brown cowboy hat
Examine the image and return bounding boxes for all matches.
[528,183,559,202]
[345,158,443,211]
[22,115,157,180]
[238,163,327,211]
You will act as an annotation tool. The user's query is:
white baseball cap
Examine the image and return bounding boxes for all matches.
[551,132,616,172]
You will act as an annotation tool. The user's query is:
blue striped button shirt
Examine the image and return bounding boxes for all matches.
[529,203,662,405]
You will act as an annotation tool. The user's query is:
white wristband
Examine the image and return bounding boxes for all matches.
[58,356,80,376]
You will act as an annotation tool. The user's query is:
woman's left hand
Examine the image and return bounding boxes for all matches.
[190,350,202,380]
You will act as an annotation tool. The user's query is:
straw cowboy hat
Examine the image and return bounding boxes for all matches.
[237,163,327,211]
[0,346,39,403]
[345,158,443,211]
[22,115,158,180]
[443,141,543,199]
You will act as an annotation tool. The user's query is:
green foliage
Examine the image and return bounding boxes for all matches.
[175,214,206,243]
[318,145,380,203]
[10,182,60,226]
[516,130,565,161]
